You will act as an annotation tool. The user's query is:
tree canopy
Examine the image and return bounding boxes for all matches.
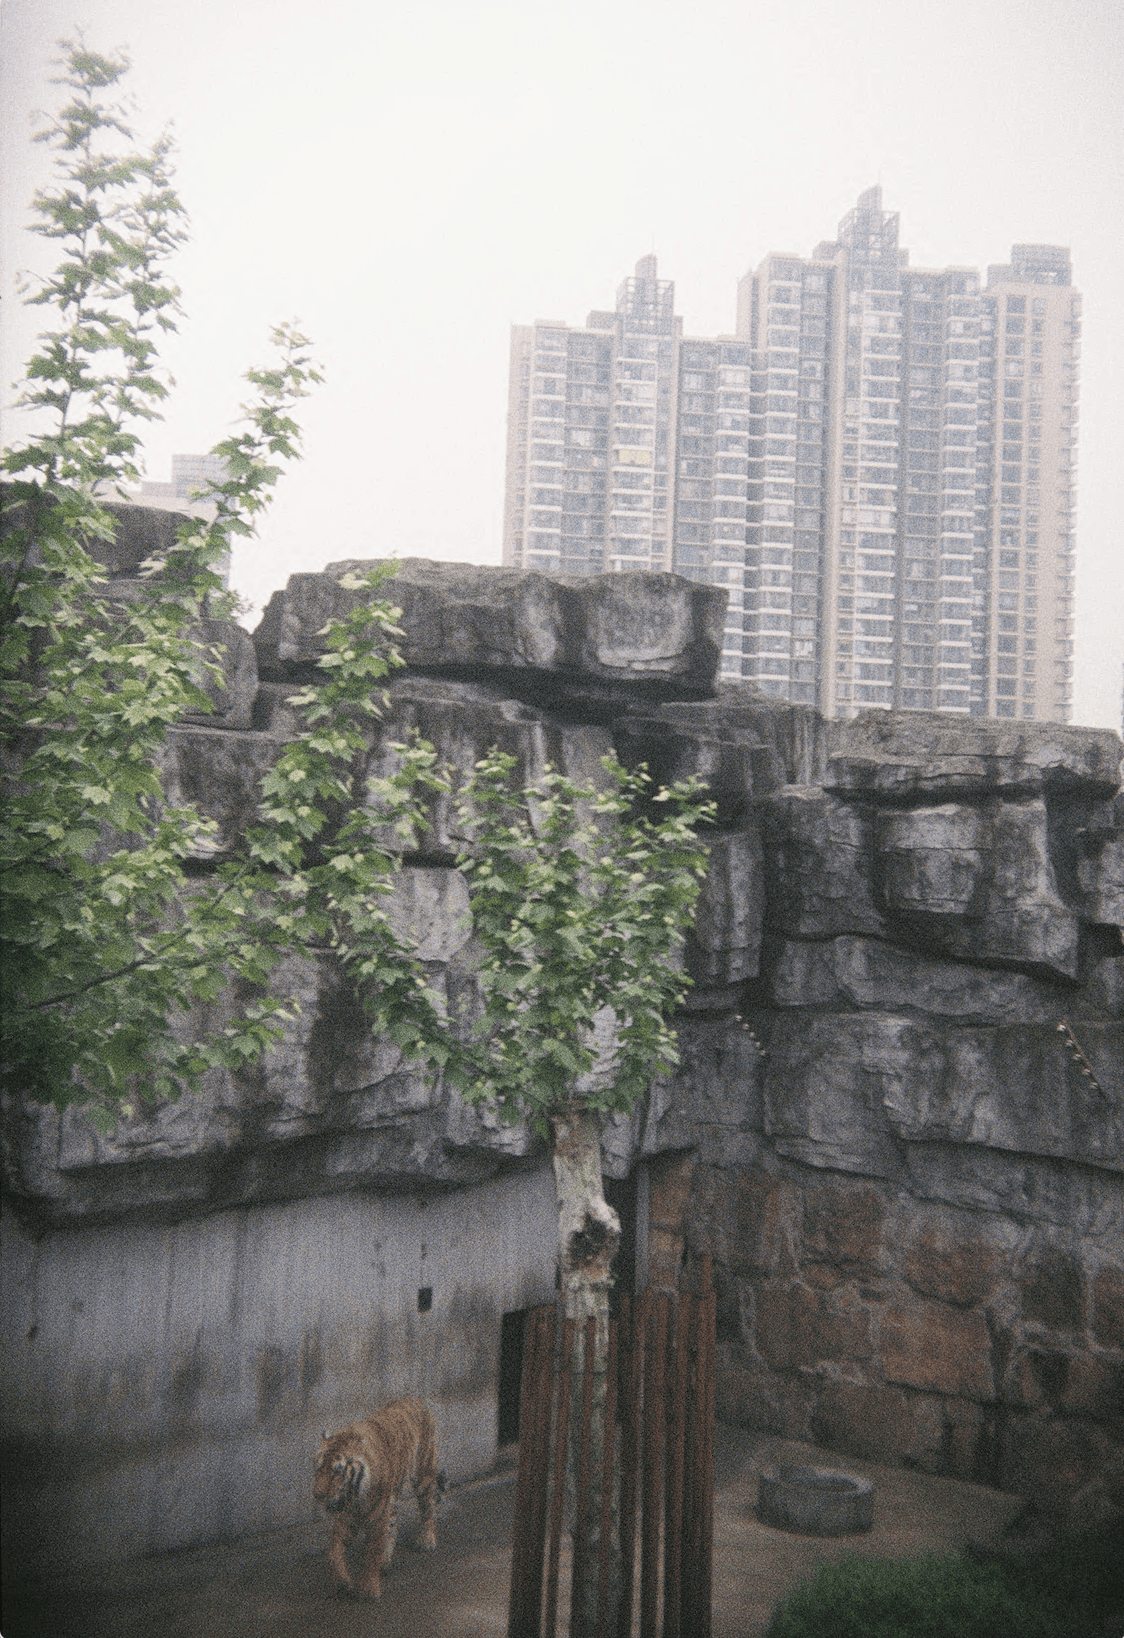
[2,38,714,1162]
[0,41,444,1124]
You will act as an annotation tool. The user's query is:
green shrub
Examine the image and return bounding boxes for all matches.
[764,1527,1123,1638]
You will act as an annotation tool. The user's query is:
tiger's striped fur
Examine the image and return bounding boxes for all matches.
[313,1397,441,1599]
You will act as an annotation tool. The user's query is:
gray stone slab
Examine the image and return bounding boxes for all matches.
[688,829,765,985]
[760,788,882,938]
[156,726,286,855]
[0,489,198,578]
[827,710,1123,799]
[765,935,1067,1022]
[254,559,726,690]
[1076,793,1124,928]
[877,798,1080,978]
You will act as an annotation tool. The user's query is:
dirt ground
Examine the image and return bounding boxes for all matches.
[1,1426,1025,1638]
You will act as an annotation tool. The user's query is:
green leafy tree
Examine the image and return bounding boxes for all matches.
[453,749,712,1315]
[449,750,713,1636]
[0,41,446,1125]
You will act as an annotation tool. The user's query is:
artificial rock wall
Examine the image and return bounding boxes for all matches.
[3,530,1123,1572]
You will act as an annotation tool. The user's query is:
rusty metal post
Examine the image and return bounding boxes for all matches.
[569,1316,598,1638]
[534,1306,560,1638]
[507,1306,538,1638]
[544,1316,576,1638]
[681,1293,706,1638]
[697,1262,716,1638]
[616,1291,647,1638]
[662,1293,688,1638]
[594,1315,619,1638]
[509,1306,551,1638]
[640,1293,668,1638]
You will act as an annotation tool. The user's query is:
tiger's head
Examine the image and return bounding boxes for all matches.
[313,1436,370,1514]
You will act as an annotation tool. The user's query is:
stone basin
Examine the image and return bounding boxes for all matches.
[757,1463,875,1536]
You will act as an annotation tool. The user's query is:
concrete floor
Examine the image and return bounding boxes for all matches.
[1,1427,1026,1638]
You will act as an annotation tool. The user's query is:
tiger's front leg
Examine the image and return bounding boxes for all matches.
[355,1498,391,1599]
[327,1516,355,1592]
[416,1470,439,1552]
[382,1493,401,1566]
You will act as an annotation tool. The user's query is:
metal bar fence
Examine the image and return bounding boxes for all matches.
[507,1260,716,1638]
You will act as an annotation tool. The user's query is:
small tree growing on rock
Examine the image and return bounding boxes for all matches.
[449,748,713,1636]
[0,40,447,1122]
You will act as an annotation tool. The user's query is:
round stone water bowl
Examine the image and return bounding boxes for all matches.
[758,1463,875,1537]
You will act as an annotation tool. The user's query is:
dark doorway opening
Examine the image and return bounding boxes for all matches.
[497,1308,527,1446]
[604,1171,638,1316]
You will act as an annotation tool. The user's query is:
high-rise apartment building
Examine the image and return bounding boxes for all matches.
[737,191,1079,719]
[502,257,750,669]
[133,452,230,517]
[502,192,1080,720]
[978,248,1079,722]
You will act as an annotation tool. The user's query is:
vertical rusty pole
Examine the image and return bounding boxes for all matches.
[594,1314,619,1638]
[544,1316,576,1638]
[680,1293,704,1638]
[662,1292,688,1638]
[640,1292,668,1638]
[569,1316,597,1638]
[509,1307,547,1638]
[507,1306,537,1638]
[534,1306,560,1635]
[697,1260,716,1638]
[616,1290,647,1638]
[675,1295,693,1638]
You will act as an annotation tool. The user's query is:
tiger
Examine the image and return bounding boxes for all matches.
[313,1396,443,1599]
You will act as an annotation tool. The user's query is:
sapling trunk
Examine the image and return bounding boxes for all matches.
[551,1100,621,1638]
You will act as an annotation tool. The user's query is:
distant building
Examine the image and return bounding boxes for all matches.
[131,452,229,517]
[502,191,1080,720]
[737,193,1078,719]
[122,453,231,584]
[501,257,753,671]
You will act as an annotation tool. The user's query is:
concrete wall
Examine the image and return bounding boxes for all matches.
[1,1169,556,1577]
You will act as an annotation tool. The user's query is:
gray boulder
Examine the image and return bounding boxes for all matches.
[759,787,882,938]
[877,799,1079,978]
[1076,794,1124,928]
[687,829,765,986]
[879,804,985,916]
[760,1011,1124,1179]
[613,688,826,813]
[765,935,1067,1022]
[180,617,258,729]
[253,559,726,692]
[156,726,286,856]
[827,709,1122,800]
[0,489,197,578]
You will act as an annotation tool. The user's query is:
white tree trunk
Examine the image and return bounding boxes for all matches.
[551,1101,621,1638]
[552,1100,620,1325]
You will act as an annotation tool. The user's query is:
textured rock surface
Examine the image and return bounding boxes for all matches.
[826,709,1123,799]
[760,788,882,938]
[878,799,1080,977]
[1077,793,1124,927]
[180,617,259,730]
[0,490,197,579]
[3,494,254,728]
[254,558,726,693]
[3,546,1122,1563]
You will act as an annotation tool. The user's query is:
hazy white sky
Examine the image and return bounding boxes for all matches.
[3,0,1122,729]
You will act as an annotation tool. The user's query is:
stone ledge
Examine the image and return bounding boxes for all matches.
[827,710,1123,801]
[253,559,727,692]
